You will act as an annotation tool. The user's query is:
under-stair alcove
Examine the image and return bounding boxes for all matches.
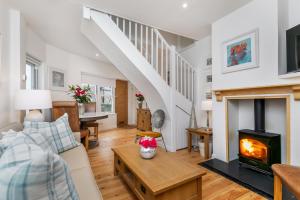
[226,96,290,164]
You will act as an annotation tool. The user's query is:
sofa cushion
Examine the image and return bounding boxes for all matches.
[23,129,57,153]
[0,135,79,200]
[60,145,90,171]
[0,129,19,158]
[24,113,79,153]
[70,167,103,200]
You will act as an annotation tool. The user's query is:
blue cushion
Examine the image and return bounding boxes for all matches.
[23,128,57,153]
[0,135,79,200]
[24,113,79,154]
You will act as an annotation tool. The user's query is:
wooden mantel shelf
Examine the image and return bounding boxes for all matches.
[214,84,300,102]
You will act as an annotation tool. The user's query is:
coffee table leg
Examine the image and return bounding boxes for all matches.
[114,154,118,176]
[188,132,192,152]
[197,177,202,200]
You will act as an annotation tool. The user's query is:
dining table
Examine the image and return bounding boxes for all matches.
[79,112,109,148]
[79,112,109,122]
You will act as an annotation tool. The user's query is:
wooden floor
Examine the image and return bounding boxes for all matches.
[87,128,266,200]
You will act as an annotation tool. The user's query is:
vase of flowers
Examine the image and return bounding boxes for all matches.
[139,137,157,159]
[68,85,93,115]
[135,92,144,109]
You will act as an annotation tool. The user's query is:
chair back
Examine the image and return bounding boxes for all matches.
[52,101,80,132]
[84,102,97,112]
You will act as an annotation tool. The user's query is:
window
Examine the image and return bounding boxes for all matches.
[26,55,41,90]
[81,84,114,113]
[99,86,114,112]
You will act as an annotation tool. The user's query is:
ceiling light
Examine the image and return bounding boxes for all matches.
[95,53,100,57]
[182,3,188,8]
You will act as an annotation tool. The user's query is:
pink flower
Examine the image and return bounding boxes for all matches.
[139,137,157,148]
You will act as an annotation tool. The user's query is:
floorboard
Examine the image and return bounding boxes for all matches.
[87,128,266,200]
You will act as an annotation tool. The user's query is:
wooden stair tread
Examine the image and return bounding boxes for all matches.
[272,164,300,199]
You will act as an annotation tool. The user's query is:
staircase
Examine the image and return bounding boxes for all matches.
[81,7,196,151]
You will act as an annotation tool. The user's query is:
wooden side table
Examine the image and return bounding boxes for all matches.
[186,128,213,159]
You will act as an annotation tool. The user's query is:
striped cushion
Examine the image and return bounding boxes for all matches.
[23,129,57,153]
[0,130,19,158]
[24,113,79,153]
[0,135,79,200]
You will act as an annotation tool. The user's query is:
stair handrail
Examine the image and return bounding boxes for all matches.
[87,7,195,102]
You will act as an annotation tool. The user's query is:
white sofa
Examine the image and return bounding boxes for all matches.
[0,123,103,200]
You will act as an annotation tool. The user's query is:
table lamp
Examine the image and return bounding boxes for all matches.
[201,100,212,130]
[15,90,52,122]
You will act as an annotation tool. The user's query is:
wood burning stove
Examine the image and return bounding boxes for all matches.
[238,99,281,174]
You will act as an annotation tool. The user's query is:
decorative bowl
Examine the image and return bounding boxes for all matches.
[140,146,157,159]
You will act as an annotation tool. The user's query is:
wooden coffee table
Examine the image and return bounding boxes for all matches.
[112,144,206,200]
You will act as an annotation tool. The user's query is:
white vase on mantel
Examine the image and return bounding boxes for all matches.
[78,103,85,115]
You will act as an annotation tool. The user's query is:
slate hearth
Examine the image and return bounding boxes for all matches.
[200,159,296,199]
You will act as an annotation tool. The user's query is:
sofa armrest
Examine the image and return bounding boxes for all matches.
[73,132,81,142]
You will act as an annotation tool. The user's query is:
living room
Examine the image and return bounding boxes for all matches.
[1,0,300,200]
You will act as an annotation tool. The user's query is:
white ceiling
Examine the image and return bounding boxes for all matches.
[4,0,251,62]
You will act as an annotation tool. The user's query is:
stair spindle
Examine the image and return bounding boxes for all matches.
[146,26,148,62]
[151,28,154,66]
[161,41,164,79]
[135,23,137,47]
[140,24,143,55]
[156,32,159,71]
[129,21,132,42]
[123,18,125,33]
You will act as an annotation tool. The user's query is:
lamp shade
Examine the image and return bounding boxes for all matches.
[15,90,52,110]
[201,100,212,111]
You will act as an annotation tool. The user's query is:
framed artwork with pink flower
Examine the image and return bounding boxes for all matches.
[222,29,259,74]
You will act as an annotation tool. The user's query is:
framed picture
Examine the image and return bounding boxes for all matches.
[49,67,66,91]
[206,58,212,66]
[206,75,212,83]
[222,29,259,74]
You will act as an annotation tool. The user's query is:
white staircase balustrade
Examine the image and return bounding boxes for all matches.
[108,14,195,102]
[82,7,196,151]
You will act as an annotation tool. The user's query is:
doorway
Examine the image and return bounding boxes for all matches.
[115,80,128,127]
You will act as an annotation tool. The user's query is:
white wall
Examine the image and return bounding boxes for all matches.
[212,0,300,165]
[0,2,12,127]
[0,4,134,130]
[45,44,126,101]
[212,0,300,91]
[0,3,26,127]
[25,26,46,62]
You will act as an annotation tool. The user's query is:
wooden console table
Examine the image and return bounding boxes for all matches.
[186,128,213,159]
[112,144,206,200]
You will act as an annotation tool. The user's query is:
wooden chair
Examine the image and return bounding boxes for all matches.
[135,131,167,151]
[272,164,300,200]
[83,102,99,143]
[52,101,89,149]
[135,109,167,151]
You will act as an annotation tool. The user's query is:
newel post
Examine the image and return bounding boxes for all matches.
[169,45,177,151]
